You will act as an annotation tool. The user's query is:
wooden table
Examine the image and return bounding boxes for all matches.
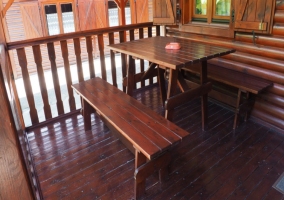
[108,36,235,130]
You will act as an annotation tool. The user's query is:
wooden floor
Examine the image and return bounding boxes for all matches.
[26,84,284,200]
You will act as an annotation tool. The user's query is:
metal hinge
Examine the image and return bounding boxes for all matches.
[11,73,14,80]
[231,9,235,22]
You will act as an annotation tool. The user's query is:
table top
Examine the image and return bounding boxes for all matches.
[108,36,236,70]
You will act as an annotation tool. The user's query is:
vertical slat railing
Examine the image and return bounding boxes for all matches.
[119,30,127,92]
[108,32,118,87]
[32,45,52,120]
[86,36,95,79]
[139,28,145,87]
[73,38,84,82]
[47,42,64,115]
[17,48,39,124]
[98,34,107,81]
[148,26,153,85]
[129,29,136,90]
[60,40,76,111]
[8,23,158,127]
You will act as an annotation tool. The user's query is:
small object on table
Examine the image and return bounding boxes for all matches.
[165,42,181,50]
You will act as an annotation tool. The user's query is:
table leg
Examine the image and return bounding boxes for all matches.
[157,66,167,105]
[127,55,135,96]
[83,99,92,131]
[134,150,147,199]
[200,60,208,131]
[167,69,178,99]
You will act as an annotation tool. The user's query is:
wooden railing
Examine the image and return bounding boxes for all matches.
[7,22,160,128]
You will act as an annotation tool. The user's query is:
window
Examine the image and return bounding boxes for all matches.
[153,0,276,37]
[42,1,76,36]
[192,0,231,23]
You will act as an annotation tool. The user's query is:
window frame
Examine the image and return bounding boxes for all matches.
[40,0,78,36]
[180,0,235,38]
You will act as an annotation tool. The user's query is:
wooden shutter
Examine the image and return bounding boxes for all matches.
[130,0,149,23]
[153,0,176,25]
[78,0,108,31]
[20,3,43,39]
[234,0,276,34]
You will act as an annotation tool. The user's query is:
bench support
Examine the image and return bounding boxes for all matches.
[134,152,172,199]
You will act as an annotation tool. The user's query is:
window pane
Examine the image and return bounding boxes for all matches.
[45,5,60,35]
[61,3,75,33]
[215,0,231,16]
[195,0,207,15]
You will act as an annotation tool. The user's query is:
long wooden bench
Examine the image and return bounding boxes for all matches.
[166,64,273,129]
[71,77,189,199]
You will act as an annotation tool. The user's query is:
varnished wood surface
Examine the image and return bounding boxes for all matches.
[72,77,189,160]
[108,36,236,70]
[183,63,273,95]
[26,84,284,199]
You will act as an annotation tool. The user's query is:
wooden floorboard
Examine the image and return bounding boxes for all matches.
[26,84,284,199]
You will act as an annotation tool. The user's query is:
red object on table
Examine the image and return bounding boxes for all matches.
[165,42,181,50]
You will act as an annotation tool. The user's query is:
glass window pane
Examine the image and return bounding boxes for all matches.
[215,0,231,16]
[195,0,207,15]
[61,3,75,33]
[45,5,60,35]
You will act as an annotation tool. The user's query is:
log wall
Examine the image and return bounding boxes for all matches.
[167,1,284,132]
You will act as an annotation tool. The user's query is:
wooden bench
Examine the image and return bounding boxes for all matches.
[166,64,273,129]
[71,77,189,199]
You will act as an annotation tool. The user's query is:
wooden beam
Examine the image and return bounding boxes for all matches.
[1,0,14,18]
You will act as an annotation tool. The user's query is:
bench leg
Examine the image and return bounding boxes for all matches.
[82,99,92,131]
[134,150,147,199]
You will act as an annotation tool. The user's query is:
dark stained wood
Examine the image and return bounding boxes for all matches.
[32,45,52,120]
[26,84,284,199]
[108,36,235,131]
[71,78,189,160]
[85,36,95,79]
[98,34,107,80]
[0,52,34,200]
[16,48,39,124]
[139,28,145,87]
[47,42,64,115]
[119,30,127,92]
[60,40,76,112]
[108,32,118,87]
[7,22,156,50]
[73,38,84,82]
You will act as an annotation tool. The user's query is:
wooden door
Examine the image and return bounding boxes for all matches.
[234,0,276,34]
[153,0,176,25]
[20,3,43,39]
[130,0,149,23]
[78,0,108,31]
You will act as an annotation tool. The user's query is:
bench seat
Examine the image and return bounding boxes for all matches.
[72,77,189,199]
[179,63,273,129]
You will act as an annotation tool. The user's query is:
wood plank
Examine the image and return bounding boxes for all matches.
[139,28,145,87]
[32,45,52,119]
[86,36,95,78]
[108,32,118,87]
[16,48,39,124]
[98,34,107,80]
[47,42,64,115]
[60,40,76,111]
[73,38,84,82]
[119,30,127,92]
